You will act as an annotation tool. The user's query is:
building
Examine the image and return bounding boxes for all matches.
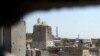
[26,33,32,49]
[48,47,83,56]
[32,18,54,50]
[53,39,62,47]
[82,39,92,48]
[90,48,99,56]
[26,18,55,56]
[82,49,90,56]
[0,21,26,56]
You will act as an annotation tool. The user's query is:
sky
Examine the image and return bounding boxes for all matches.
[24,5,100,39]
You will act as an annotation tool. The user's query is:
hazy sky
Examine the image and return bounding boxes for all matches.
[24,5,100,39]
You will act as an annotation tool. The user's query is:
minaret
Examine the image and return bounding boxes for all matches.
[37,18,41,24]
[77,34,82,48]
[32,19,54,49]
[76,34,80,42]
[78,34,80,39]
[56,26,58,38]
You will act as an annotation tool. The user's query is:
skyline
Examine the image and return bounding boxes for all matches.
[24,5,100,39]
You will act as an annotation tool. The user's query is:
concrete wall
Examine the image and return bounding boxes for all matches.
[11,21,26,56]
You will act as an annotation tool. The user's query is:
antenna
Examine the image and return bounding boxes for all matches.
[56,26,58,38]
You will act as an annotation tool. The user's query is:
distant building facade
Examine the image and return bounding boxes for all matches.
[48,47,83,56]
[26,33,32,49]
[82,49,90,56]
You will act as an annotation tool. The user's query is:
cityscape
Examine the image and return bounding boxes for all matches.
[0,0,100,56]
[0,18,100,56]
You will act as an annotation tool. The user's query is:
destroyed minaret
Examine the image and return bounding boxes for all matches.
[32,18,54,50]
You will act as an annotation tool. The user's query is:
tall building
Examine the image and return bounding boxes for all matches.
[32,18,54,50]
[0,21,26,56]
